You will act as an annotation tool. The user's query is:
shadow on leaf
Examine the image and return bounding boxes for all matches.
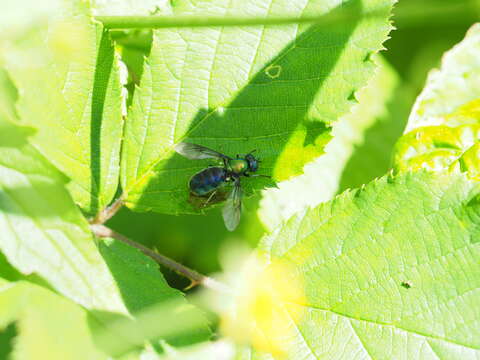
[87,238,211,357]
[133,0,364,214]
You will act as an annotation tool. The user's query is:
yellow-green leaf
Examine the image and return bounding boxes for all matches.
[394,23,480,179]
[229,171,480,359]
[4,3,123,215]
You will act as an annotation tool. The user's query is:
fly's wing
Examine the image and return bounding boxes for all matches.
[174,142,231,160]
[222,179,242,231]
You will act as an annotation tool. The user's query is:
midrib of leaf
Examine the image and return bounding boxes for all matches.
[286,301,478,350]
[282,305,321,360]
[348,320,375,360]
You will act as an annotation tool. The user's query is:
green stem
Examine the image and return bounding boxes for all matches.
[96,2,478,30]
[96,9,385,29]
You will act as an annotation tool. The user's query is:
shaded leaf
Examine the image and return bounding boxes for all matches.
[89,238,211,356]
[0,322,16,360]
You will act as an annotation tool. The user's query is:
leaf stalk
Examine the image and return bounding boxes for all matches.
[90,224,231,294]
[96,8,387,29]
[92,197,124,224]
[96,3,478,30]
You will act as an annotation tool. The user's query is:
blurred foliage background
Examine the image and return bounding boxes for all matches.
[106,0,480,289]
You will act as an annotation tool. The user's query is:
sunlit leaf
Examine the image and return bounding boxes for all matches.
[0,123,127,312]
[121,0,395,214]
[0,280,107,360]
[394,24,480,179]
[91,0,172,16]
[228,171,480,359]
[0,0,62,37]
[153,340,235,360]
[406,23,480,132]
[258,56,409,230]
[0,89,209,350]
[0,69,18,125]
[4,2,123,215]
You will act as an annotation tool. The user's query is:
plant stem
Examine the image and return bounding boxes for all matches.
[91,224,231,294]
[97,3,477,30]
[96,8,387,29]
[92,197,124,225]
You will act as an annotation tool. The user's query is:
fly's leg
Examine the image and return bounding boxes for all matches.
[248,174,271,178]
[202,190,218,208]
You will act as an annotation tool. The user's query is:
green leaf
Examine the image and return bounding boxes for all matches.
[234,171,480,359]
[0,85,210,351]
[406,23,480,132]
[0,69,18,125]
[235,346,273,360]
[0,123,127,313]
[91,0,172,16]
[0,0,62,37]
[90,237,211,356]
[0,280,107,360]
[121,0,395,214]
[0,322,16,360]
[394,24,480,178]
[337,76,413,192]
[0,121,210,348]
[258,55,409,230]
[4,4,123,215]
[156,340,235,360]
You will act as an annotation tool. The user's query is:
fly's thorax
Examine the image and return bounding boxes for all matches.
[228,159,249,174]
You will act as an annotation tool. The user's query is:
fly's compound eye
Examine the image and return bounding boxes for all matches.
[246,154,259,172]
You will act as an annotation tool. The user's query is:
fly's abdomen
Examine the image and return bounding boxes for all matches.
[189,167,227,196]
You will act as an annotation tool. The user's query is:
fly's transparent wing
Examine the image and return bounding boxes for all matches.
[222,179,242,231]
[174,142,231,160]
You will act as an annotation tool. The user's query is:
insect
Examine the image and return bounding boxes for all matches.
[175,142,267,231]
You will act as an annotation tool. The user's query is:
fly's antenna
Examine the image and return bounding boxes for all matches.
[248,149,257,155]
